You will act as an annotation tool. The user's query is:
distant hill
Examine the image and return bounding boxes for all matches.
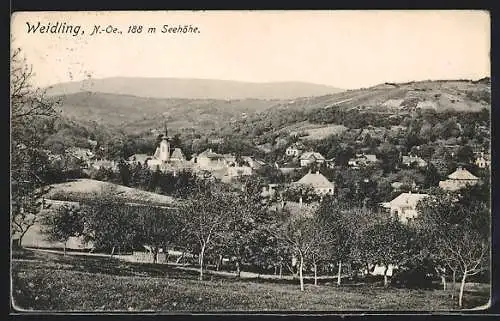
[264,78,491,114]
[46,77,344,100]
[53,91,284,133]
[51,78,490,137]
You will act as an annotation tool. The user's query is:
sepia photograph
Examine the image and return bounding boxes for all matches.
[10,10,491,312]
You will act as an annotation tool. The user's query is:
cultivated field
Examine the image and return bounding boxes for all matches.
[11,249,489,312]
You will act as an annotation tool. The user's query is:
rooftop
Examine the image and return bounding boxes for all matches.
[294,171,334,189]
[300,151,326,161]
[448,167,480,181]
[385,192,429,208]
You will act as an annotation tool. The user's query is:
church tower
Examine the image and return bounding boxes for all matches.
[159,123,170,162]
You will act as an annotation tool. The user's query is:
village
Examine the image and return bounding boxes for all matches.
[53,124,490,224]
[11,10,491,312]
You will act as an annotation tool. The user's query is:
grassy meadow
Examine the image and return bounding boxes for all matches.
[11,248,490,312]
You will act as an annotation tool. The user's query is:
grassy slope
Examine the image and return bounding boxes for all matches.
[44,179,176,206]
[11,249,489,312]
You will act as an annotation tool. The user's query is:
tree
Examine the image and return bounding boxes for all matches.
[80,193,139,256]
[455,145,475,165]
[117,159,131,186]
[416,193,490,308]
[132,205,181,263]
[40,204,84,256]
[11,47,59,247]
[360,214,418,287]
[177,183,235,280]
[317,200,358,285]
[271,207,329,291]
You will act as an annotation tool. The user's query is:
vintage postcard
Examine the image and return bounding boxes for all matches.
[10,10,491,313]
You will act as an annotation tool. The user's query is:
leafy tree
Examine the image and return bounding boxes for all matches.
[80,193,139,256]
[455,145,475,165]
[317,199,358,285]
[40,204,84,256]
[360,214,418,287]
[118,159,131,186]
[132,205,181,263]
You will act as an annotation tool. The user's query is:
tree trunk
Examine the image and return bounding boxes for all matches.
[236,261,241,278]
[63,241,67,257]
[383,265,389,287]
[176,251,185,264]
[279,263,283,279]
[274,266,277,275]
[337,261,342,286]
[199,245,205,281]
[459,271,467,308]
[451,269,456,299]
[299,253,304,291]
[18,230,29,248]
[110,246,115,257]
[314,263,318,286]
[153,248,158,264]
[441,275,447,291]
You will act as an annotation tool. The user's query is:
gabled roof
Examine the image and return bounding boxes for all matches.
[448,168,480,181]
[295,172,334,189]
[128,154,151,162]
[386,192,429,209]
[402,155,425,162]
[300,151,326,161]
[198,149,224,159]
[170,148,185,160]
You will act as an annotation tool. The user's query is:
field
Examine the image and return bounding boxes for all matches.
[11,248,490,312]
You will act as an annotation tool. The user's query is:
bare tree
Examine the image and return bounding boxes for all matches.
[177,182,235,281]
[271,206,330,291]
[11,47,59,246]
[416,193,490,308]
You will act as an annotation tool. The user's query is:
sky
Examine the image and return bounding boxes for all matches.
[11,10,490,90]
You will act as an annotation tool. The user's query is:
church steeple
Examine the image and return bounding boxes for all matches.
[164,122,169,139]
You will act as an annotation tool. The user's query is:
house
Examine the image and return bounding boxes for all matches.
[348,153,378,168]
[226,166,253,178]
[90,159,118,171]
[381,192,429,223]
[474,152,491,169]
[192,149,234,170]
[438,167,480,191]
[261,183,279,199]
[402,154,428,168]
[65,147,94,165]
[240,156,265,169]
[325,158,335,169]
[293,171,334,195]
[299,152,326,167]
[128,154,152,166]
[286,142,305,157]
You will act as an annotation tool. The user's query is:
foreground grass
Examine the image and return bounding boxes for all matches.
[11,249,489,312]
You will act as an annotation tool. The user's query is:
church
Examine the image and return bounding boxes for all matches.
[128,125,188,172]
